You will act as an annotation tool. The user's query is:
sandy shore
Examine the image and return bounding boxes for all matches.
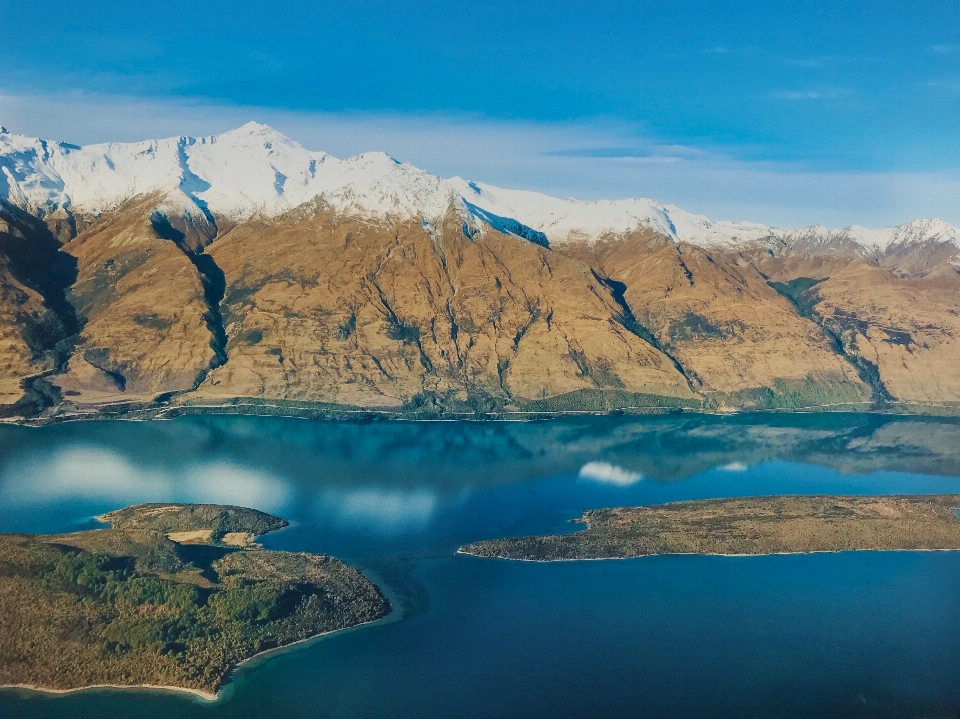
[0,682,217,702]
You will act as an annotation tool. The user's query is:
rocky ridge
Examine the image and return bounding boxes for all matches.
[0,123,957,419]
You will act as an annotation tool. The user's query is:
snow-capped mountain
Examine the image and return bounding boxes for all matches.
[0,121,957,254]
[1,122,958,422]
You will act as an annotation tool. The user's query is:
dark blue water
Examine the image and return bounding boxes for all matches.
[3,414,960,718]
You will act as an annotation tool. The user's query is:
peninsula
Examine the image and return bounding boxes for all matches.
[459,494,960,561]
[0,503,389,699]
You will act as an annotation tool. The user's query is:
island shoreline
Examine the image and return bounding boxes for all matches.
[0,611,393,704]
[455,546,960,562]
[0,503,392,703]
[458,495,960,562]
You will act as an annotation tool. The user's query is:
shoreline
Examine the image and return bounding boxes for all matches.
[0,611,392,704]
[228,606,397,678]
[0,682,218,702]
[4,396,960,428]
[455,546,960,562]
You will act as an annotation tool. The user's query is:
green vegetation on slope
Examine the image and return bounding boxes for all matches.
[0,504,389,697]
[722,376,870,411]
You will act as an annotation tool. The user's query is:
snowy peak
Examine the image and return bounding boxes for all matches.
[877,218,959,249]
[0,122,958,257]
[773,219,960,255]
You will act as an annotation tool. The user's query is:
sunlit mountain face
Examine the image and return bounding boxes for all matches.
[0,123,958,422]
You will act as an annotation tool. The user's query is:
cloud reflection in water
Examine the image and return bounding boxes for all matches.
[578,461,643,486]
[318,488,440,534]
[0,446,292,513]
[0,443,451,537]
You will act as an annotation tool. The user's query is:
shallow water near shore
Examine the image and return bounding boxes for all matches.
[3,413,960,718]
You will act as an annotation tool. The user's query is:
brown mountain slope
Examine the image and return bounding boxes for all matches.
[744,237,960,405]
[0,198,957,420]
[48,197,221,403]
[0,204,77,412]
[0,241,56,405]
[807,264,960,404]
[190,204,696,410]
[559,232,870,410]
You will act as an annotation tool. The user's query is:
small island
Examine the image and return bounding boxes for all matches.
[0,503,390,699]
[459,494,960,561]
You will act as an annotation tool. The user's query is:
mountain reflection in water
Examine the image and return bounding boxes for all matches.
[3,414,960,718]
[2,413,960,547]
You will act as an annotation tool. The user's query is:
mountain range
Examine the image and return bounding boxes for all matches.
[1,121,958,420]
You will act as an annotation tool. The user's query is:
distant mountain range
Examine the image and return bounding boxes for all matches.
[0,122,958,420]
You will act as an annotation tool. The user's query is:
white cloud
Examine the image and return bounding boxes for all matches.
[0,447,168,503]
[578,461,643,486]
[2,88,960,228]
[718,462,749,472]
[785,58,830,69]
[0,441,446,532]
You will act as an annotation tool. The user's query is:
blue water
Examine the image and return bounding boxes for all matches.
[2,414,960,718]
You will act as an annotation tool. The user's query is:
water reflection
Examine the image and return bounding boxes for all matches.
[578,461,643,486]
[0,446,292,513]
[3,414,960,718]
[1,413,959,539]
[320,488,441,531]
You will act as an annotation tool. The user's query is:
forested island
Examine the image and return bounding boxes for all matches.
[0,503,389,699]
[459,495,960,561]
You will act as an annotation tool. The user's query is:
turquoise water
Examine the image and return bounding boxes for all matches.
[2,414,960,718]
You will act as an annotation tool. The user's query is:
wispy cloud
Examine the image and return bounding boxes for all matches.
[702,45,757,56]
[550,144,709,161]
[771,89,851,100]
[551,147,655,159]
[927,79,960,92]
[785,57,830,69]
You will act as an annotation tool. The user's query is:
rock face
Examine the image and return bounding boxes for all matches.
[0,205,77,413]
[0,123,957,418]
[561,232,870,409]
[192,206,694,410]
[52,197,221,403]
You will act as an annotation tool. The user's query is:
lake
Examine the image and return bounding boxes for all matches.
[2,413,960,718]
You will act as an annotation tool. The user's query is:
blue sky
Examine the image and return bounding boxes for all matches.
[1,0,959,227]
